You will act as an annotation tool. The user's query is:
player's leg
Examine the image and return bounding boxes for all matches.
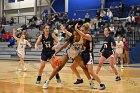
[75,55,96,89]
[96,56,106,74]
[42,55,69,89]
[108,56,121,81]
[86,64,105,90]
[120,53,124,69]
[36,60,46,84]
[70,60,83,84]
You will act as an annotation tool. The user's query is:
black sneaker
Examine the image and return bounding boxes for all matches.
[92,78,95,80]
[74,79,83,84]
[99,84,106,90]
[36,80,40,84]
[115,76,121,81]
[56,78,62,83]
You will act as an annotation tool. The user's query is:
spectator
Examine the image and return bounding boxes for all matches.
[126,27,133,36]
[54,26,59,36]
[89,20,96,34]
[36,19,42,30]
[85,13,90,22]
[98,18,105,30]
[109,24,115,36]
[9,17,14,25]
[100,9,106,19]
[8,36,15,47]
[123,37,130,64]
[63,12,69,23]
[77,18,83,26]
[128,6,136,17]
[1,15,6,25]
[135,7,140,16]
[115,24,125,37]
[96,10,100,20]
[1,26,6,34]
[107,9,113,22]
[32,16,38,22]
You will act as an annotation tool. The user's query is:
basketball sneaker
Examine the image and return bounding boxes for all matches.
[89,81,96,89]
[115,76,121,81]
[42,80,50,89]
[121,65,124,69]
[16,67,22,71]
[92,78,95,80]
[74,79,83,84]
[99,84,106,90]
[56,78,62,83]
[36,80,40,84]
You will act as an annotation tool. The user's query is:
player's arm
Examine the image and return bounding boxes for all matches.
[54,41,70,55]
[61,24,72,37]
[35,35,42,50]
[75,23,92,41]
[13,28,19,41]
[52,33,60,50]
[111,37,116,48]
[26,40,32,48]
[98,44,104,55]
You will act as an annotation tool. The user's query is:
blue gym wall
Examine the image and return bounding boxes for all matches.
[52,0,65,13]
[50,0,140,19]
[130,41,140,64]
[52,0,101,19]
[68,0,101,19]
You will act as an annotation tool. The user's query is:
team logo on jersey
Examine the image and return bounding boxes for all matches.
[44,41,51,48]
[103,42,108,48]
[72,43,82,51]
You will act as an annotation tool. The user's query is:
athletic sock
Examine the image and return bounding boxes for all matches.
[37,76,41,81]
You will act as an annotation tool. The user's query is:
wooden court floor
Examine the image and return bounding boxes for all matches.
[0,60,140,93]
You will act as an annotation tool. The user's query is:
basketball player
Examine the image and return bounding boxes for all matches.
[61,24,105,90]
[75,23,105,90]
[96,27,121,81]
[35,24,61,84]
[60,25,83,84]
[13,28,32,71]
[42,29,96,89]
[115,36,124,69]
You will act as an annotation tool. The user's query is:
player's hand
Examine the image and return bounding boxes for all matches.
[35,45,38,51]
[52,53,56,59]
[13,28,17,33]
[75,23,79,30]
[98,51,102,56]
[51,45,57,50]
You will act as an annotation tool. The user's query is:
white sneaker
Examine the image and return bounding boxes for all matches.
[121,65,124,69]
[89,81,97,89]
[16,67,22,71]
[42,80,50,89]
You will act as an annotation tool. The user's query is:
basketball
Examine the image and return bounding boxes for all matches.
[51,56,62,67]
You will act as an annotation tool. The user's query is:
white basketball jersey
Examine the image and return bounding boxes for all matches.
[67,37,83,59]
[116,41,124,54]
[17,39,27,54]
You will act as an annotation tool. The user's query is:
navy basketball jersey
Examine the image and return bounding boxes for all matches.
[41,33,55,53]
